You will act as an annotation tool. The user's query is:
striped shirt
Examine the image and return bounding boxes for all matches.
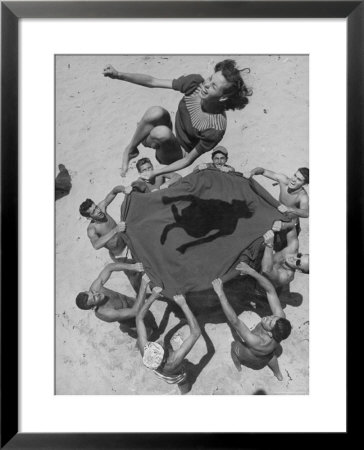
[172,74,226,156]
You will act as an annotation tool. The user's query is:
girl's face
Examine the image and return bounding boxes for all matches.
[199,71,232,102]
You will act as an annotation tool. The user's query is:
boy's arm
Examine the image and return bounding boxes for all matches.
[149,150,200,180]
[103,65,173,89]
[286,194,309,218]
[90,262,144,292]
[261,230,275,274]
[87,222,125,250]
[95,308,134,322]
[212,279,261,347]
[285,223,299,254]
[98,185,132,209]
[250,167,289,183]
[160,172,182,188]
[167,295,201,368]
[136,287,163,353]
[194,163,209,172]
[131,274,150,315]
[263,221,298,276]
[276,220,297,232]
[236,263,285,318]
[95,277,149,322]
[272,219,299,254]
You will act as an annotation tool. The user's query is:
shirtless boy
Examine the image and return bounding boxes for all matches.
[212,262,292,380]
[132,157,181,193]
[75,265,152,336]
[137,287,201,393]
[261,224,309,288]
[249,167,309,219]
[79,185,131,261]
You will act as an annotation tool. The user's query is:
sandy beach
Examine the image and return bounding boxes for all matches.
[55,54,309,395]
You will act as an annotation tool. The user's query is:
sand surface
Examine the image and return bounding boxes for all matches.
[56,55,309,395]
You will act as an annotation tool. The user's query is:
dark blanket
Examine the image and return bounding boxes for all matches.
[121,169,286,299]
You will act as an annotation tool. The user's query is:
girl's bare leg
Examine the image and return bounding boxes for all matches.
[121,106,172,175]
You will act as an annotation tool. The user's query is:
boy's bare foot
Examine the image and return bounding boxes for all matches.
[267,355,284,381]
[274,370,283,381]
[230,342,242,372]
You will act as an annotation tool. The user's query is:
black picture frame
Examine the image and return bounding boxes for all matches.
[1,1,359,448]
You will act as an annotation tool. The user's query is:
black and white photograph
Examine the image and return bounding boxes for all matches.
[55,54,309,395]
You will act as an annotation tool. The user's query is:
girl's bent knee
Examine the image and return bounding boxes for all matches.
[143,106,170,123]
[150,125,173,142]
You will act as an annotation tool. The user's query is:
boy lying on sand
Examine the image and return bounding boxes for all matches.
[261,223,309,288]
[75,265,155,338]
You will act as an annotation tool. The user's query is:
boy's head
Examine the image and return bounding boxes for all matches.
[75,290,106,310]
[201,59,252,111]
[79,198,94,218]
[79,199,106,222]
[288,167,309,190]
[272,317,292,342]
[261,315,292,342]
[75,292,92,310]
[298,167,309,184]
[212,146,228,167]
[136,158,154,175]
[271,317,292,343]
[284,252,309,274]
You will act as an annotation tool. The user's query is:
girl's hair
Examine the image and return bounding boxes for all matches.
[214,59,253,111]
